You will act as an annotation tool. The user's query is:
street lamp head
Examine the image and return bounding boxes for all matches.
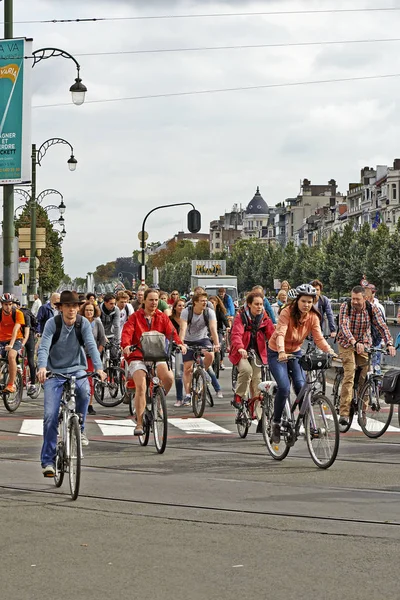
[58,215,65,224]
[67,154,77,171]
[70,76,87,106]
[58,199,66,215]
[61,227,66,239]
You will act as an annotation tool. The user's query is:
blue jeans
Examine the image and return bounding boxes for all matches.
[40,370,90,468]
[267,349,305,422]
[207,366,221,393]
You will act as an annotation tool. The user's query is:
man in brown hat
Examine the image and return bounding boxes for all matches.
[37,290,106,477]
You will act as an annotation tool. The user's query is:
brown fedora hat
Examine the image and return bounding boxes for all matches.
[55,290,85,306]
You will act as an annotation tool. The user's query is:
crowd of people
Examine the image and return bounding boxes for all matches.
[0,278,396,477]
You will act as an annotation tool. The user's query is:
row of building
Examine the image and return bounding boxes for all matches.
[209,158,400,254]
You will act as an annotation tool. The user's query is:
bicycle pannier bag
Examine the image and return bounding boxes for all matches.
[140,332,168,361]
[299,352,331,371]
[381,369,400,404]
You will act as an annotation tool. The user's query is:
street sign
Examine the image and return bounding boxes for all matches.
[138,253,148,264]
[138,231,149,241]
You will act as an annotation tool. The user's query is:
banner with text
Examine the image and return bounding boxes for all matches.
[0,38,32,184]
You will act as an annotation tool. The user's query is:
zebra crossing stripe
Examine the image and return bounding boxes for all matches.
[19,419,43,437]
[95,420,136,436]
[167,418,232,435]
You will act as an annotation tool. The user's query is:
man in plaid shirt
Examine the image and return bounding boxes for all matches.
[337,285,395,425]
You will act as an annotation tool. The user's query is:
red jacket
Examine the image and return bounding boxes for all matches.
[121,308,182,362]
[229,308,274,366]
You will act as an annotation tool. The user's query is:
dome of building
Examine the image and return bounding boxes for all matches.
[246,186,269,215]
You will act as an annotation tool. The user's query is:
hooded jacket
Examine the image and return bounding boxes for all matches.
[229,307,274,365]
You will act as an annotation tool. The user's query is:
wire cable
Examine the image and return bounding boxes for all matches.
[33,72,400,109]
[5,6,400,24]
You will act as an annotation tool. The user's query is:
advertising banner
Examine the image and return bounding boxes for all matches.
[0,38,32,184]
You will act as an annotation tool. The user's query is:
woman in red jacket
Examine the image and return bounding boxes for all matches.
[229,291,275,410]
[121,288,184,435]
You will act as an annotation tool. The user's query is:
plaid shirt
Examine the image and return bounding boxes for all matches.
[337,301,393,348]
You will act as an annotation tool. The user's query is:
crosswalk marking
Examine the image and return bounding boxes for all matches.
[167,418,232,435]
[95,419,136,436]
[19,419,43,437]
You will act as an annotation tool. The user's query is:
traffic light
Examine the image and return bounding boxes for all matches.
[188,209,201,233]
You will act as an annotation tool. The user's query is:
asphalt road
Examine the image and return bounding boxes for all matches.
[1,365,400,600]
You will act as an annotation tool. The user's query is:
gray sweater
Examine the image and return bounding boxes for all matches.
[38,316,103,374]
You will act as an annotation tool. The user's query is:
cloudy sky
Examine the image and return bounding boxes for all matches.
[4,0,400,277]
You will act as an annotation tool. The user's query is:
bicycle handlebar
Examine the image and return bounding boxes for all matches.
[46,371,101,380]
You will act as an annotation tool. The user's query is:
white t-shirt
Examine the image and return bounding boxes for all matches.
[181,307,216,342]
[119,303,134,328]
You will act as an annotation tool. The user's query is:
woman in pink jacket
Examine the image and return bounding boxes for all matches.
[229,291,275,410]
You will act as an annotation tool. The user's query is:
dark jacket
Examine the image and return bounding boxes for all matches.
[316,295,335,333]
[37,302,57,335]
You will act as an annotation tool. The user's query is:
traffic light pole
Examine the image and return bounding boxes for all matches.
[3,0,15,293]
[140,202,195,285]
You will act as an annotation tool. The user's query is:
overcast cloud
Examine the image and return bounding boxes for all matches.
[4,0,400,277]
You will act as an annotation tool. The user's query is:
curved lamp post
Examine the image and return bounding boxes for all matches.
[32,47,87,106]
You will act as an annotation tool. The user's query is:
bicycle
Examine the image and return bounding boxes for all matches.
[332,347,393,438]
[234,350,270,438]
[0,354,23,412]
[94,341,126,407]
[53,371,99,500]
[19,348,41,400]
[304,336,331,395]
[187,345,216,418]
[260,352,339,469]
[127,353,169,455]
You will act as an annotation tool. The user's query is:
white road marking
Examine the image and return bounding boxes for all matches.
[168,418,232,435]
[19,419,43,437]
[95,419,136,436]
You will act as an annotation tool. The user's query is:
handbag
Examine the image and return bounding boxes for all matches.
[140,331,168,362]
[299,352,332,371]
[381,369,400,404]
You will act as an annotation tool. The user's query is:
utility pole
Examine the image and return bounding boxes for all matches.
[3,0,15,293]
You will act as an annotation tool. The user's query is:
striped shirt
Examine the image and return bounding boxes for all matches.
[336,301,393,349]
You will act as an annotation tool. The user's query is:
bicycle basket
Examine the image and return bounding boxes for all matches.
[381,369,400,404]
[140,332,168,362]
[299,352,331,371]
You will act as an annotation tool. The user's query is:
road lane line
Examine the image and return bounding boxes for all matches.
[95,419,136,436]
[168,417,232,435]
[19,419,43,437]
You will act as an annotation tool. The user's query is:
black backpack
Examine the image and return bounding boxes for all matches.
[187,305,210,333]
[381,369,400,404]
[20,307,38,334]
[335,300,381,346]
[50,314,84,350]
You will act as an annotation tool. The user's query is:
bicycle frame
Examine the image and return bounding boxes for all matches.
[58,376,81,459]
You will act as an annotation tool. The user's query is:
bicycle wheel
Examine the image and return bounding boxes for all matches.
[54,440,65,488]
[261,394,290,460]
[315,370,326,395]
[95,368,125,407]
[128,390,136,416]
[138,413,150,446]
[206,385,214,407]
[332,371,343,413]
[213,352,220,379]
[236,406,250,438]
[339,402,355,433]
[3,370,23,412]
[305,394,339,469]
[231,365,238,393]
[358,379,394,438]
[192,369,207,418]
[153,386,168,454]
[68,417,81,500]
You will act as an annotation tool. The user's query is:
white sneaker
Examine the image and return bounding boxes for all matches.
[216,392,223,399]
[81,431,89,447]
[174,400,183,407]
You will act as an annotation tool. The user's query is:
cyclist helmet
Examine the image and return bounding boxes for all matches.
[0,292,13,303]
[287,288,298,300]
[295,283,317,298]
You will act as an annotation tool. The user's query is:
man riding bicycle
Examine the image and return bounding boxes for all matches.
[336,285,395,427]
[121,288,185,436]
[0,292,25,393]
[37,291,106,477]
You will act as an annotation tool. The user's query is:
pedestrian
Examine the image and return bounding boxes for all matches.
[31,293,42,317]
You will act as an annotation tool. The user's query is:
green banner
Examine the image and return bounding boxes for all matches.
[0,38,32,184]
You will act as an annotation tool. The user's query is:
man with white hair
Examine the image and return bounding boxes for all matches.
[37,292,60,335]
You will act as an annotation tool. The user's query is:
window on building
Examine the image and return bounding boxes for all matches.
[215,242,220,249]
[392,183,397,201]
[215,232,220,238]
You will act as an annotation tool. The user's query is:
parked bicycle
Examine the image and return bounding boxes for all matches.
[94,341,126,407]
[260,352,339,469]
[235,350,270,438]
[332,347,392,438]
[0,354,23,412]
[53,371,99,500]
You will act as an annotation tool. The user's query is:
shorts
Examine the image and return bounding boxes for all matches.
[183,338,213,363]
[0,339,22,356]
[128,360,164,377]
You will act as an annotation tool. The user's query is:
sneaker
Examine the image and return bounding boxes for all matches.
[27,384,37,397]
[174,400,183,407]
[231,394,242,410]
[87,405,96,415]
[219,364,225,370]
[216,391,224,399]
[81,432,89,447]
[5,383,16,394]
[42,464,55,477]
[183,395,192,406]
[271,423,281,444]
[339,416,349,427]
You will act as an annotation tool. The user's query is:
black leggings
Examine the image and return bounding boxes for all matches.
[24,334,36,384]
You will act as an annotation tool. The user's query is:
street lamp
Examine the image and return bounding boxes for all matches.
[32,47,88,106]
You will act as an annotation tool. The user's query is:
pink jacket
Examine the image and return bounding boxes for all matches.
[268,307,331,354]
[229,308,275,365]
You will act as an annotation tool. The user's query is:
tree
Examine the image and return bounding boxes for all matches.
[366,224,392,295]
[94,261,116,283]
